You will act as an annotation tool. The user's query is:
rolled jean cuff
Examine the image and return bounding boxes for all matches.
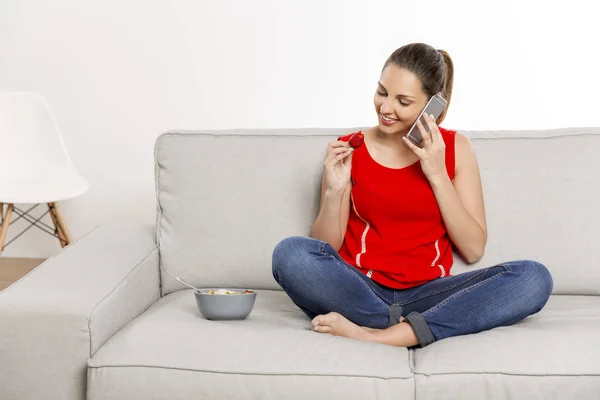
[405,311,435,347]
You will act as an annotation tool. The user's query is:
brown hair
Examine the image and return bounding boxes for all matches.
[383,43,454,124]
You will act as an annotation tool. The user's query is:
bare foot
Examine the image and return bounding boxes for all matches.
[361,316,404,332]
[312,312,370,341]
[311,313,419,347]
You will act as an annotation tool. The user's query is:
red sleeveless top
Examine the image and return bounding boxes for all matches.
[338,127,457,289]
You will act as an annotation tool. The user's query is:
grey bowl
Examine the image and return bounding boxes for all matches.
[194,288,257,320]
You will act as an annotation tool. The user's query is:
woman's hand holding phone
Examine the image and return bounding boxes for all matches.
[402,113,447,185]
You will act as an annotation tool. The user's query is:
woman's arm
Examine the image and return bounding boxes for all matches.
[429,133,487,263]
[310,175,353,251]
[403,115,488,264]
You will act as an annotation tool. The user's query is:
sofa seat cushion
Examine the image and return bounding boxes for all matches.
[413,295,600,400]
[87,290,414,400]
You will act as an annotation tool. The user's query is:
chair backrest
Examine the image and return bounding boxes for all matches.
[0,92,75,183]
[154,127,600,297]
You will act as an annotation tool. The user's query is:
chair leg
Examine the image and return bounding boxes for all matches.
[0,204,14,255]
[47,203,67,247]
[48,202,72,248]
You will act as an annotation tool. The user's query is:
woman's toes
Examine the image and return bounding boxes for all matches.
[313,324,331,333]
[313,312,338,326]
[320,312,342,324]
[312,315,326,328]
[312,313,342,334]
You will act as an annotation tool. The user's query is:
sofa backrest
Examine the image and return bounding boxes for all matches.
[155,127,600,296]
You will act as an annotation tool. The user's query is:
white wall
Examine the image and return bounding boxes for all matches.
[1,0,599,257]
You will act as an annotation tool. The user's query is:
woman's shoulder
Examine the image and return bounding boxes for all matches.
[439,127,474,150]
[440,128,478,177]
[441,128,473,150]
[438,126,456,141]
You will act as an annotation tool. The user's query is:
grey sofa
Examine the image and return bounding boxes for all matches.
[1,127,599,400]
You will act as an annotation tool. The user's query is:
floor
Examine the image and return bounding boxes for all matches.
[0,257,45,291]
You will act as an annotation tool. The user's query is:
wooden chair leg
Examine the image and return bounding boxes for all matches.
[48,202,72,247]
[47,203,67,247]
[0,203,14,255]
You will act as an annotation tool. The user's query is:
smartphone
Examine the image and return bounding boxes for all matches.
[405,93,447,148]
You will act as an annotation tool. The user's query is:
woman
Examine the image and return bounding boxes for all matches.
[271,43,553,348]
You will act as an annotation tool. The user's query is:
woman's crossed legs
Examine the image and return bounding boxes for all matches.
[272,236,553,347]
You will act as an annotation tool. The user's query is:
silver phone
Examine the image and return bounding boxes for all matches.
[405,93,447,148]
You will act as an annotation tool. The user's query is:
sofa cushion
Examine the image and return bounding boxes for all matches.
[412,295,600,400]
[87,290,414,400]
[155,129,356,295]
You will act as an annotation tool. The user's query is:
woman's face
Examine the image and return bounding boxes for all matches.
[374,64,429,136]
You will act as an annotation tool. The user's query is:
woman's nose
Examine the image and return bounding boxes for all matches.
[380,99,393,114]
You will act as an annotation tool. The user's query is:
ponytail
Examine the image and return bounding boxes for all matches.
[436,49,454,124]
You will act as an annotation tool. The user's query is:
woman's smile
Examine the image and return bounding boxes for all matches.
[380,114,400,126]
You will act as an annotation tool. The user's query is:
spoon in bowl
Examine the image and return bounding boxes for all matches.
[175,277,209,294]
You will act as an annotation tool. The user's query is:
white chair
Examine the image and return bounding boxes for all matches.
[0,91,89,255]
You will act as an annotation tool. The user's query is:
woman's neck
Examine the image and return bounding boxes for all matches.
[369,126,413,155]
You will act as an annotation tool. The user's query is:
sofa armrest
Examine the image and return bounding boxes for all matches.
[0,224,160,400]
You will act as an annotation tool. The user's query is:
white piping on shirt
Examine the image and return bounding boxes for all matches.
[438,264,446,278]
[351,192,371,276]
[431,239,441,267]
[431,240,446,277]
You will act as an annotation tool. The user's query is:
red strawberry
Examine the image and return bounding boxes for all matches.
[348,132,364,149]
[337,131,364,149]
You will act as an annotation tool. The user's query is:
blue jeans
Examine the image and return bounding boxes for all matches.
[271,236,553,347]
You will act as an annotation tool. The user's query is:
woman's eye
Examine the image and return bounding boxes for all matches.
[378,90,409,106]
